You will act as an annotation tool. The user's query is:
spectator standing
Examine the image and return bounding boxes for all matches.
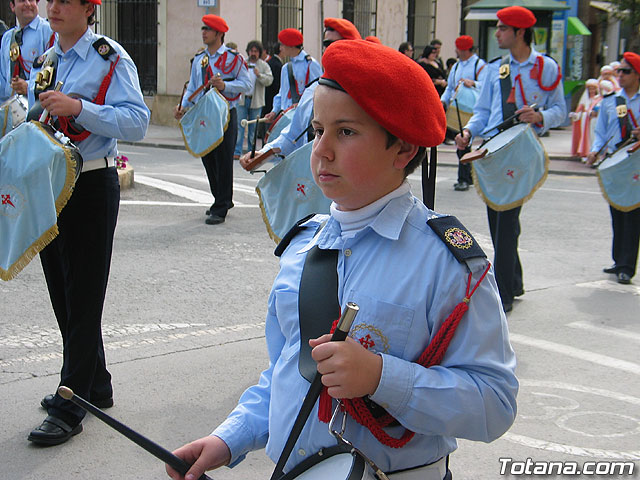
[570,78,601,159]
[398,41,414,59]
[418,45,447,96]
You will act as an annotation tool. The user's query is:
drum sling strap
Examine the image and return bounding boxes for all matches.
[615,96,632,148]
[499,55,517,125]
[9,28,27,80]
[286,62,302,105]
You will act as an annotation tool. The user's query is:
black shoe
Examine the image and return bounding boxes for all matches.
[514,288,525,297]
[502,302,513,313]
[603,265,617,274]
[454,181,469,191]
[205,214,225,225]
[28,415,82,446]
[617,272,632,284]
[41,393,113,410]
[206,203,233,216]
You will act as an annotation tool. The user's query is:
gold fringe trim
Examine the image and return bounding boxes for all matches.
[1,122,78,281]
[596,171,640,212]
[472,136,550,212]
[256,185,281,244]
[179,89,230,158]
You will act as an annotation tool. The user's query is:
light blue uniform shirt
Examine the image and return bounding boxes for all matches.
[181,44,251,110]
[590,90,640,154]
[264,80,317,158]
[27,28,149,161]
[213,191,518,474]
[440,54,486,106]
[271,50,321,113]
[0,15,53,102]
[465,48,566,138]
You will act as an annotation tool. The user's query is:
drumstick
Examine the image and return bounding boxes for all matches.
[57,386,214,480]
[270,303,360,480]
[240,117,269,128]
[481,103,538,137]
[187,73,221,104]
[39,81,64,123]
[454,98,464,136]
[250,113,261,158]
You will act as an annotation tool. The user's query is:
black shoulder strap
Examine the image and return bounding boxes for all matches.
[615,95,632,146]
[92,37,116,61]
[499,55,517,122]
[427,215,486,264]
[9,28,24,79]
[474,57,479,81]
[287,62,301,105]
[274,213,316,257]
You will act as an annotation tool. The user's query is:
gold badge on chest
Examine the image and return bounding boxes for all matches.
[616,104,628,118]
[201,55,209,68]
[499,64,510,79]
[9,42,20,62]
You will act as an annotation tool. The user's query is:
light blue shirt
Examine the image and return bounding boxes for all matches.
[182,45,251,110]
[0,15,53,102]
[213,190,518,474]
[440,54,486,106]
[590,90,640,154]
[271,50,321,113]
[27,28,149,161]
[264,80,317,158]
[465,48,566,138]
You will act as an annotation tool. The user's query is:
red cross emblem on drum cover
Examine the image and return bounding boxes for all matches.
[633,173,639,182]
[359,334,376,350]
[506,169,515,179]
[200,120,206,127]
[1,194,15,208]
[296,183,306,196]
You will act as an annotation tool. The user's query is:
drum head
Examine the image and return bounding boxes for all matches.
[279,445,372,480]
[598,148,630,170]
[482,123,528,153]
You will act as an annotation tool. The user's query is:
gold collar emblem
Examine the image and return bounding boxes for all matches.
[9,42,20,62]
[499,64,510,79]
[201,55,209,68]
[616,105,628,118]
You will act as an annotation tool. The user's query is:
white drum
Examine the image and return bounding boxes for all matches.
[0,94,28,137]
[597,145,640,211]
[280,447,377,480]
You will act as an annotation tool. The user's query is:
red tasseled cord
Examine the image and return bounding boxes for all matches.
[318,262,491,448]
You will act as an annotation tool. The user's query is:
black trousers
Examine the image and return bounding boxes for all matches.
[456,147,473,185]
[39,167,119,426]
[202,107,237,218]
[487,205,523,305]
[610,206,640,277]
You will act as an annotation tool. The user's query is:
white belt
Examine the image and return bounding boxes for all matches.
[82,157,114,173]
[387,457,447,480]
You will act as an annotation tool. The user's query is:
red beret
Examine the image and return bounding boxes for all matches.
[86,0,101,4]
[202,14,228,33]
[455,35,473,51]
[278,28,303,47]
[497,6,536,29]
[623,52,640,75]
[320,40,445,147]
[323,18,361,40]
[365,36,381,44]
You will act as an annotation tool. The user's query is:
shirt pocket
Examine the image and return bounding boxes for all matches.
[345,291,414,359]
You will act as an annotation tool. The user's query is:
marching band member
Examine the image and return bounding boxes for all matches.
[167,39,517,480]
[440,35,487,192]
[174,14,251,225]
[0,0,53,102]
[586,52,640,285]
[455,6,566,312]
[262,28,321,123]
[26,0,149,445]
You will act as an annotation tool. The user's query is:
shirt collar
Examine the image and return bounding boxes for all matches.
[621,88,640,102]
[19,15,41,30]
[55,27,94,60]
[510,47,538,67]
[292,50,307,62]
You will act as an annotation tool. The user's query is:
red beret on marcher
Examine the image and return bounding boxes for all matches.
[278,28,304,47]
[455,35,473,51]
[86,0,101,4]
[623,52,640,74]
[365,36,381,44]
[202,14,228,33]
[320,40,445,147]
[497,6,536,29]
[323,18,361,40]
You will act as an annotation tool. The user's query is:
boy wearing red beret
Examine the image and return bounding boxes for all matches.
[455,6,566,312]
[263,28,321,123]
[586,52,640,284]
[168,40,517,480]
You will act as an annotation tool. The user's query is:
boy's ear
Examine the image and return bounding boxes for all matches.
[393,140,419,170]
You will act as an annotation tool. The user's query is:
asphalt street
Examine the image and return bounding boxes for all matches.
[0,143,638,480]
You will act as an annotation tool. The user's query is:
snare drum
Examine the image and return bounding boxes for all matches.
[280,445,378,480]
[265,105,296,143]
[472,123,549,211]
[0,94,28,137]
[0,121,82,281]
[445,83,478,131]
[597,146,640,211]
[179,88,230,157]
[256,142,331,243]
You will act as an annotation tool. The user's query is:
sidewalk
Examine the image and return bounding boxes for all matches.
[122,123,596,176]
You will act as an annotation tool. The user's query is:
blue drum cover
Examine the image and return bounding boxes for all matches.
[179,88,230,157]
[597,147,640,211]
[472,123,549,211]
[256,142,331,242]
[0,121,78,280]
[446,84,479,131]
[265,106,296,143]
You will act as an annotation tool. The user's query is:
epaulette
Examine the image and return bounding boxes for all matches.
[427,215,486,266]
[304,77,319,89]
[33,50,49,69]
[190,48,205,65]
[488,56,502,64]
[274,213,317,257]
[603,91,616,98]
[542,53,559,65]
[228,48,239,55]
[92,38,116,60]
[305,54,312,62]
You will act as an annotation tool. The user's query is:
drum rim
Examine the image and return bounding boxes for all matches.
[278,444,366,480]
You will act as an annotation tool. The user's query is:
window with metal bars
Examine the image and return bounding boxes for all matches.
[95,0,157,95]
[408,0,435,57]
[342,0,377,38]
[261,0,303,55]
